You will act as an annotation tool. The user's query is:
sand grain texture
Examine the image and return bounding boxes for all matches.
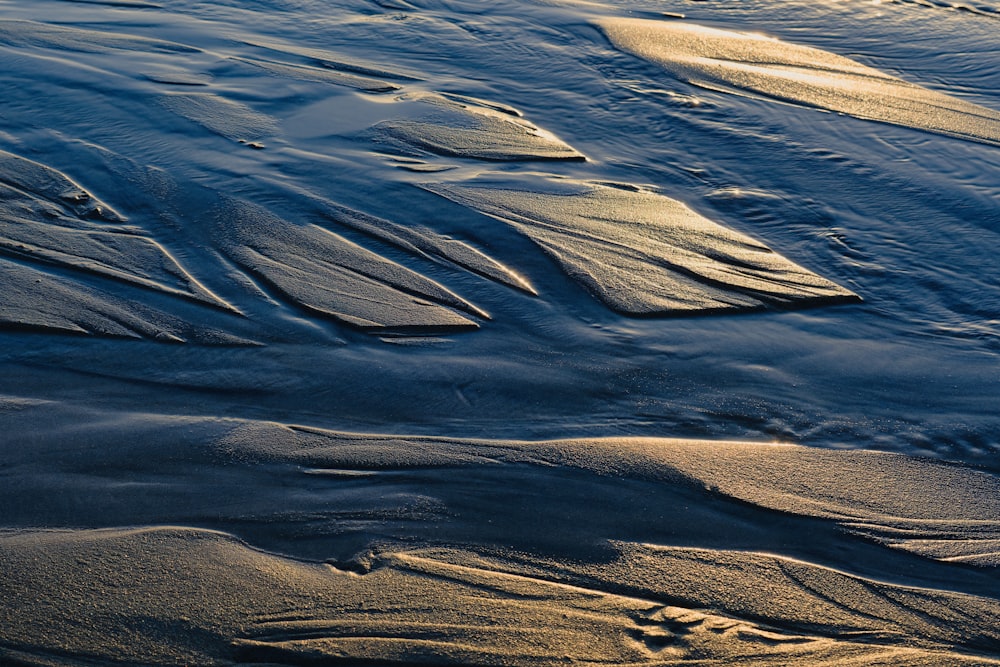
[1,402,999,664]
[214,199,485,332]
[426,179,859,315]
[600,18,1000,146]
[2,526,998,666]
[372,93,586,162]
[2,0,1000,664]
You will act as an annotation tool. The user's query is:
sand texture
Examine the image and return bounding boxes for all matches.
[3,0,1000,663]
[3,528,999,666]
[213,199,486,332]
[600,18,1000,147]
[372,93,587,161]
[1,403,1000,664]
[426,178,859,314]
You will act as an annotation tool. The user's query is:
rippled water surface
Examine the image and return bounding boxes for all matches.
[2,0,998,460]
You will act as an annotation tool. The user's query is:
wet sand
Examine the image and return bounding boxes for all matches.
[2,0,999,663]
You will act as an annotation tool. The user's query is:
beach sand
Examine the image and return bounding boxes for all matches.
[2,0,999,663]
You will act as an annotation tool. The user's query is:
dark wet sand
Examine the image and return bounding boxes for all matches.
[2,0,1000,663]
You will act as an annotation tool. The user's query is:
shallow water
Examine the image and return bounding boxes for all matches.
[1,0,998,459]
[1,0,999,663]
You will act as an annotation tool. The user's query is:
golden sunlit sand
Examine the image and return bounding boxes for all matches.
[600,18,1000,147]
[2,0,999,664]
[426,178,859,314]
[3,404,1000,665]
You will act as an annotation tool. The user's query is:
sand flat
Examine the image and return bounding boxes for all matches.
[0,261,247,343]
[2,526,998,666]
[0,148,244,338]
[599,18,1000,146]
[214,199,485,332]
[312,194,538,295]
[372,93,586,162]
[426,178,858,315]
[2,0,1000,663]
[0,397,998,663]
